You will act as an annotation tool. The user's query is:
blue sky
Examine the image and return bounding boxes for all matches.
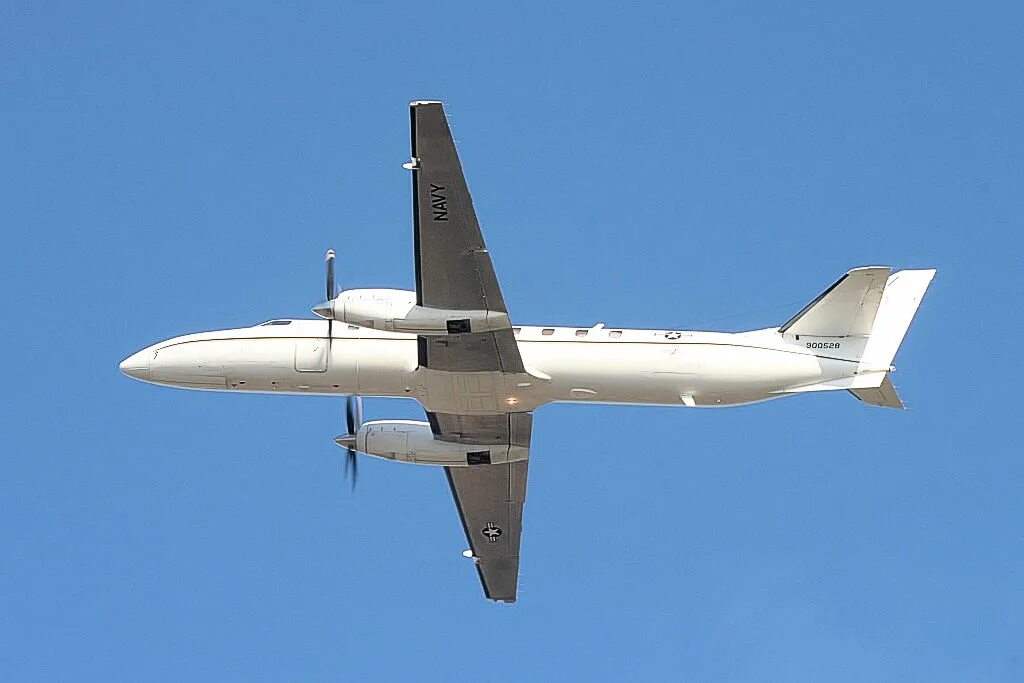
[2,2,1022,680]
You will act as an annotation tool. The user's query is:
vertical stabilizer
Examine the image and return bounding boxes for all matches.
[780,266,891,337]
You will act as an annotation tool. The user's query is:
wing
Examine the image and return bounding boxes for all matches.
[432,411,532,603]
[445,462,528,603]
[409,100,524,374]
[409,101,533,602]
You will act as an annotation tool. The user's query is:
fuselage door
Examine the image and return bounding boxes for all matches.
[295,338,328,372]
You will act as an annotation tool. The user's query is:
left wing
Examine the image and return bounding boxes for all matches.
[436,412,532,603]
[409,100,524,375]
[445,461,529,603]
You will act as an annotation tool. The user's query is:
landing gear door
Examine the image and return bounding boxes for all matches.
[295,339,328,372]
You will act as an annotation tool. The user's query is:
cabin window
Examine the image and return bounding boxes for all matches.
[609,330,623,338]
[575,329,588,337]
[260,320,292,326]
[542,328,555,336]
[348,325,359,330]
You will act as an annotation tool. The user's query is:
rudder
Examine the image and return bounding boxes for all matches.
[858,269,936,373]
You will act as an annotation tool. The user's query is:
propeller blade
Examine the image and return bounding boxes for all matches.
[325,249,336,300]
[342,395,363,491]
[347,449,358,490]
[346,396,356,434]
[324,249,336,350]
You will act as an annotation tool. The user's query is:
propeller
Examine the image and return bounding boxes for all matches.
[323,249,336,348]
[334,395,363,490]
[319,252,361,490]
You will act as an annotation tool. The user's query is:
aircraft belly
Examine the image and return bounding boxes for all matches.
[521,341,846,407]
[269,338,414,395]
[696,345,826,390]
[350,339,417,395]
[520,341,696,405]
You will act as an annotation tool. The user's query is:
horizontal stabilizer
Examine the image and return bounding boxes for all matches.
[849,374,904,409]
[783,371,887,393]
[780,267,890,337]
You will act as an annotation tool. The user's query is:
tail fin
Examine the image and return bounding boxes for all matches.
[780,267,936,409]
[858,269,936,373]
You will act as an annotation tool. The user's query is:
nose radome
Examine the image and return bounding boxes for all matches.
[119,349,151,381]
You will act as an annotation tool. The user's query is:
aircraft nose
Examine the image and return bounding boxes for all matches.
[119,349,151,381]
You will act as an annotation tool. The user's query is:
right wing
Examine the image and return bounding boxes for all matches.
[408,100,524,375]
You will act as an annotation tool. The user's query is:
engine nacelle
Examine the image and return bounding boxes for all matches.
[326,288,511,335]
[353,419,527,466]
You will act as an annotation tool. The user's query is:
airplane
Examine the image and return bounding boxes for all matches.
[120,101,936,603]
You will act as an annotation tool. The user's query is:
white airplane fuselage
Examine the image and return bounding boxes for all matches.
[120,320,862,411]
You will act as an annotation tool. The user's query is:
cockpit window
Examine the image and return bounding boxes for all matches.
[259,320,293,326]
